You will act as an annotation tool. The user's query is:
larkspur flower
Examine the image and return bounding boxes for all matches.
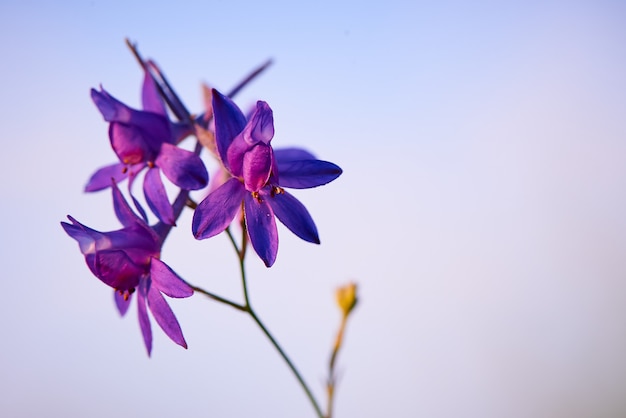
[86,69,208,225]
[61,182,194,355]
[192,89,342,267]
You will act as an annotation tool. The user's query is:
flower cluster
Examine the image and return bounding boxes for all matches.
[62,50,342,354]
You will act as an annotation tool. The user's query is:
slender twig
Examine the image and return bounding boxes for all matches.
[229,223,324,418]
[326,315,348,418]
[227,59,273,98]
[249,308,325,418]
[190,285,246,312]
[125,38,191,123]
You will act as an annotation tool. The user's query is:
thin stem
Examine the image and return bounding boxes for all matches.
[125,38,191,124]
[190,285,247,312]
[249,308,325,418]
[235,223,323,418]
[225,227,240,257]
[227,58,273,98]
[326,315,348,418]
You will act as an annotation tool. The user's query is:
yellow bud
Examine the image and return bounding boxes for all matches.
[336,282,358,317]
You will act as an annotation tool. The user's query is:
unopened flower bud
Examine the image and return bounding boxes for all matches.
[336,282,357,317]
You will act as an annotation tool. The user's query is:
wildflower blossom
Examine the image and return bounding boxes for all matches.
[61,182,193,355]
[86,70,208,225]
[192,89,342,267]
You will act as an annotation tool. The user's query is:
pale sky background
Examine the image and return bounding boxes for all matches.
[1,1,626,417]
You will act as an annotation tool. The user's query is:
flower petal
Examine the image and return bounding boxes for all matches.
[243,101,274,145]
[94,250,143,291]
[137,281,153,356]
[156,143,208,190]
[84,163,128,192]
[126,165,149,223]
[131,194,149,224]
[61,216,101,255]
[146,60,189,124]
[150,258,194,298]
[244,193,278,267]
[91,87,134,123]
[243,144,272,192]
[192,178,246,239]
[109,121,162,165]
[114,290,132,316]
[141,69,167,116]
[147,282,188,349]
[212,89,247,170]
[274,147,316,163]
[143,167,175,225]
[112,182,140,228]
[267,190,320,244]
[277,159,343,189]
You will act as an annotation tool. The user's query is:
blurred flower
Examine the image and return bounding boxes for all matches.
[86,70,208,225]
[61,182,193,355]
[192,89,342,267]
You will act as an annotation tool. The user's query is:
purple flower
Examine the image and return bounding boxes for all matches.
[192,89,342,267]
[86,70,208,225]
[61,182,194,355]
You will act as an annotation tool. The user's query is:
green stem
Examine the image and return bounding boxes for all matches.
[226,225,324,418]
[190,285,246,312]
[248,307,325,418]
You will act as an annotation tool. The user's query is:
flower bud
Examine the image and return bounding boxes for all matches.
[336,282,358,317]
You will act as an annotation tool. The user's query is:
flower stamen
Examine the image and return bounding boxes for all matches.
[270,186,284,197]
[117,288,136,301]
[251,191,263,203]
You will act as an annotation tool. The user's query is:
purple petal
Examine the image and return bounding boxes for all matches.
[243,144,272,192]
[192,178,246,239]
[114,290,132,316]
[141,70,166,116]
[243,101,274,145]
[274,147,316,163]
[147,282,188,349]
[131,194,149,224]
[92,87,170,147]
[150,258,194,298]
[109,123,152,165]
[226,132,249,178]
[91,88,135,123]
[244,193,278,267]
[146,60,189,123]
[112,182,140,227]
[266,190,319,244]
[109,121,163,165]
[143,167,175,225]
[137,281,153,356]
[170,122,194,144]
[277,160,342,189]
[94,250,143,291]
[156,143,208,190]
[84,163,128,192]
[61,216,101,255]
[212,89,247,170]
[126,165,149,223]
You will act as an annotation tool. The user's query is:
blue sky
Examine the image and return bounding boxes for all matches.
[2,1,626,417]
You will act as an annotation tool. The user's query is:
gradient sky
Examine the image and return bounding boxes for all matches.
[2,1,626,417]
